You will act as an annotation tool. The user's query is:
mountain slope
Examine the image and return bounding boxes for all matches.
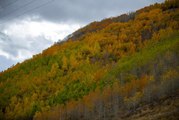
[35,33,179,120]
[0,0,179,120]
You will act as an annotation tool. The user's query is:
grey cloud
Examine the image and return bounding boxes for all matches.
[0,32,28,57]
[30,0,165,23]
[0,31,53,61]
[0,31,53,72]
[0,0,164,24]
[0,55,15,72]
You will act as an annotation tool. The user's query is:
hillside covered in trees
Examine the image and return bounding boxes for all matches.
[0,0,179,119]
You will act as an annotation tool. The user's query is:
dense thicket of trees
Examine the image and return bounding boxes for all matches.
[0,0,179,119]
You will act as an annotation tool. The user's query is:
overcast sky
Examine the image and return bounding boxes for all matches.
[0,0,164,72]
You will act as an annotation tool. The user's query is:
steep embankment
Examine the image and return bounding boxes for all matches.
[34,33,179,120]
[0,0,179,120]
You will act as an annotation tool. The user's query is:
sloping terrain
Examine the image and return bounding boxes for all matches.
[0,0,179,120]
[34,33,179,120]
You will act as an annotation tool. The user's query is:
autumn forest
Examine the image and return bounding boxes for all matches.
[0,0,179,120]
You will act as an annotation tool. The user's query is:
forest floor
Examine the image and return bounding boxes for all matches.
[120,92,179,120]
